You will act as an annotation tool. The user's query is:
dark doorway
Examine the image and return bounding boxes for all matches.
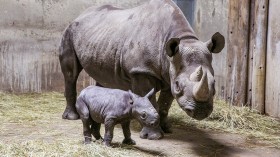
[173,0,196,27]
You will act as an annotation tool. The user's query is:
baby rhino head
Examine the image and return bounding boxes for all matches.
[129,89,159,127]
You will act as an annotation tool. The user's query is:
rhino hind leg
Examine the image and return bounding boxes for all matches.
[75,97,92,144]
[158,89,174,133]
[91,121,102,140]
[59,27,83,120]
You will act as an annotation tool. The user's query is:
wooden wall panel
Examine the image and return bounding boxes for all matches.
[266,0,280,118]
[247,0,268,113]
[226,1,250,106]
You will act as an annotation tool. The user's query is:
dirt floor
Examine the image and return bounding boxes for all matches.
[1,116,280,157]
[1,92,280,157]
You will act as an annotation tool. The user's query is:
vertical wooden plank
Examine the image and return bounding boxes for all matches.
[266,0,280,118]
[226,0,250,106]
[248,0,268,113]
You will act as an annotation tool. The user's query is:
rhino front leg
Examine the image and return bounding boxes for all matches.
[103,118,115,147]
[131,74,163,140]
[121,120,136,145]
[158,89,174,133]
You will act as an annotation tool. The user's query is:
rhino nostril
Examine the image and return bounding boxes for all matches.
[185,107,194,117]
[149,120,158,127]
[155,114,159,119]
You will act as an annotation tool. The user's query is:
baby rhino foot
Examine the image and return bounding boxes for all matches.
[103,141,112,147]
[122,138,136,145]
[84,137,92,145]
[161,121,173,133]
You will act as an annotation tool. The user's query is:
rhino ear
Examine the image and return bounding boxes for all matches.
[165,38,180,57]
[128,90,134,105]
[206,32,225,53]
[145,88,155,99]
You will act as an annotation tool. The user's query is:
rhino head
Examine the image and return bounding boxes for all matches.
[166,32,225,120]
[129,88,160,127]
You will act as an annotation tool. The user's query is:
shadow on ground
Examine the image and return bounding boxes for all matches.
[165,126,242,157]
[109,142,166,156]
[128,119,243,157]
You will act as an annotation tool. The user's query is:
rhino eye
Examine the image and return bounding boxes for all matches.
[141,111,147,120]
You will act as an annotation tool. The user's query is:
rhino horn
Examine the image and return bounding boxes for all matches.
[190,66,203,82]
[145,88,155,99]
[193,72,209,102]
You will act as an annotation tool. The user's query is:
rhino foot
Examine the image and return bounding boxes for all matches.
[122,138,136,145]
[140,126,164,140]
[62,106,79,120]
[161,122,173,133]
[84,137,92,145]
[103,141,112,147]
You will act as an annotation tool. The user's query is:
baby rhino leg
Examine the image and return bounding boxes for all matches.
[121,120,136,145]
[91,121,102,140]
[103,118,115,147]
[75,98,92,144]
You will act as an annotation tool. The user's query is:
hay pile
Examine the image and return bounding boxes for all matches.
[169,99,280,148]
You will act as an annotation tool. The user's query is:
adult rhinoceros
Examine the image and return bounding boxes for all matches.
[59,0,225,140]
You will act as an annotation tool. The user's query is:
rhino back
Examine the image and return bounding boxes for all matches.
[70,0,196,89]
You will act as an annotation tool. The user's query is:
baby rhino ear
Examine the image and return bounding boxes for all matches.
[128,90,134,105]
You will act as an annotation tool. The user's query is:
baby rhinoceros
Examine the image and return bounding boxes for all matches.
[75,86,159,146]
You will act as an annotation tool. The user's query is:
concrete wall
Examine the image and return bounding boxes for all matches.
[0,0,229,94]
[0,0,147,93]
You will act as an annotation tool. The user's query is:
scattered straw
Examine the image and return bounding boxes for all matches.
[169,99,280,148]
[0,92,280,157]
[0,92,155,157]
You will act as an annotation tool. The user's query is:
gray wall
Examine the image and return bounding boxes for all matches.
[0,0,147,92]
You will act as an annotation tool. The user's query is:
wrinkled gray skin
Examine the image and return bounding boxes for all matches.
[75,86,158,146]
[59,0,225,140]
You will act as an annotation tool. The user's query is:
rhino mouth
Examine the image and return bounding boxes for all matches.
[180,99,213,120]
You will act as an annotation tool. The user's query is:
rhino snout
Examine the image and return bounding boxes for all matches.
[184,105,195,117]
[147,112,159,127]
[179,99,213,120]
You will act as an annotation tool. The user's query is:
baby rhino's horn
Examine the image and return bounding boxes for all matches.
[145,88,155,98]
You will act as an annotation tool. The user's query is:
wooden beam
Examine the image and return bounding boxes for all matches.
[248,0,269,113]
[226,0,250,106]
[265,0,280,118]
